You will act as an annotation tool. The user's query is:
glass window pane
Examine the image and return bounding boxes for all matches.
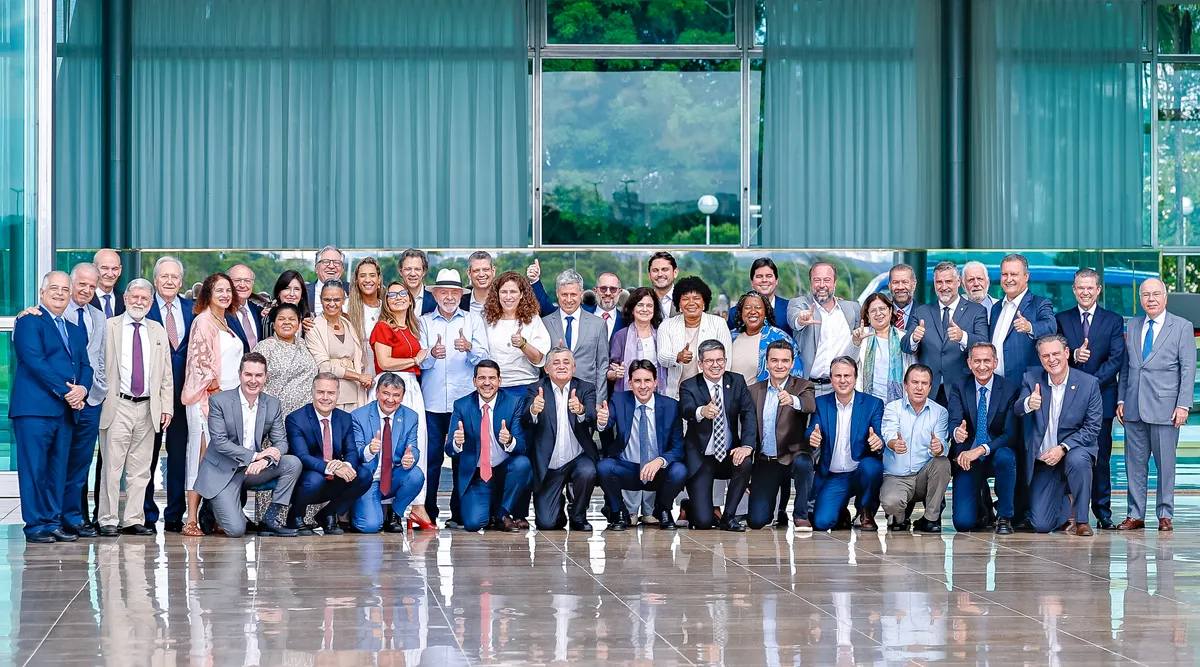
[1158,3,1200,54]
[0,0,39,315]
[750,58,763,246]
[1156,62,1200,246]
[547,1,737,45]
[755,0,766,46]
[542,59,741,246]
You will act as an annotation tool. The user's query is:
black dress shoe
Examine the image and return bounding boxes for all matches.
[1013,517,1035,533]
[888,518,909,532]
[120,524,155,536]
[913,518,941,534]
[244,519,260,534]
[322,516,345,536]
[198,501,217,535]
[26,532,55,544]
[994,517,1013,535]
[609,510,631,531]
[495,516,521,533]
[64,523,98,538]
[569,521,593,532]
[259,504,298,537]
[1097,517,1117,530]
[50,528,78,542]
[98,525,120,538]
[288,517,315,537]
[776,512,790,527]
[655,509,677,530]
[720,518,747,533]
[162,521,180,534]
[835,508,853,531]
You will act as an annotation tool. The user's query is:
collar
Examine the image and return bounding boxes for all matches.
[123,312,146,327]
[635,394,656,411]
[1002,289,1028,307]
[1078,304,1097,318]
[240,390,259,411]
[40,304,62,319]
[897,302,913,313]
[975,377,994,394]
[705,376,724,392]
[560,308,580,322]
[67,301,87,315]
[315,408,334,421]
[96,287,113,298]
[551,380,571,395]
[939,296,961,312]
[156,293,178,309]
[1147,311,1166,327]
[478,394,497,412]
[1048,372,1069,388]
[432,308,463,323]
[378,405,397,423]
[835,393,855,409]
[902,396,930,415]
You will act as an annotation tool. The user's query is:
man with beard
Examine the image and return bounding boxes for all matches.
[887,263,919,330]
[787,262,861,396]
[460,251,496,316]
[903,261,989,405]
[961,261,996,321]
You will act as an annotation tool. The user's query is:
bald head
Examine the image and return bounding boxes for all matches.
[1139,277,1168,319]
[93,248,122,292]
[228,264,256,302]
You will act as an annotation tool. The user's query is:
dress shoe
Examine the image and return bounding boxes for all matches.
[288,517,315,537]
[859,514,879,532]
[495,516,521,533]
[383,516,406,533]
[322,516,345,536]
[776,512,790,528]
[720,518,746,532]
[994,517,1013,535]
[793,518,813,532]
[98,525,120,538]
[162,521,181,533]
[1097,517,1117,530]
[1159,518,1174,532]
[25,532,55,544]
[198,501,216,535]
[259,504,298,537]
[887,517,909,532]
[835,508,853,531]
[913,518,941,533]
[1060,520,1078,534]
[121,524,155,536]
[515,518,530,530]
[50,528,78,542]
[1116,517,1145,531]
[1075,523,1094,536]
[640,513,659,525]
[600,506,613,521]
[569,520,593,532]
[64,523,98,538]
[1013,517,1035,533]
[655,509,677,530]
[444,519,461,529]
[609,510,631,531]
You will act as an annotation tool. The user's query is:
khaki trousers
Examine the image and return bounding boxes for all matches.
[98,398,156,528]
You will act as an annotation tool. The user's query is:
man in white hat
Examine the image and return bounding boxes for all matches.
[418,268,491,527]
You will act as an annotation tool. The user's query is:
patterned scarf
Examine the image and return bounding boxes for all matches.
[862,328,904,403]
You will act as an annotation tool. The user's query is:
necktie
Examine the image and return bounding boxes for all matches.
[54,316,71,352]
[76,307,87,338]
[380,416,393,496]
[103,294,113,318]
[638,404,654,464]
[321,417,334,480]
[762,387,778,458]
[894,309,904,329]
[942,305,950,332]
[976,386,989,446]
[131,322,145,397]
[164,301,180,350]
[240,306,257,348]
[565,315,575,349]
[480,404,493,482]
[712,383,728,462]
[1081,311,1091,340]
[1142,319,1155,361]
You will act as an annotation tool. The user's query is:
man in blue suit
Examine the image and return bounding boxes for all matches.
[143,256,195,532]
[807,356,885,532]
[1015,334,1102,536]
[286,373,373,535]
[226,264,265,352]
[1055,268,1125,530]
[726,258,793,338]
[10,271,95,543]
[349,373,425,534]
[989,254,1058,380]
[947,342,1020,534]
[447,360,532,532]
[903,261,989,404]
[597,360,688,530]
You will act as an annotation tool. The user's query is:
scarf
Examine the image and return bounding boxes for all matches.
[862,328,904,403]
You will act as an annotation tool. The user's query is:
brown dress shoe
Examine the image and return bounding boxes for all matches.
[1060,520,1078,534]
[1115,518,1145,531]
[1159,518,1173,532]
[496,516,521,533]
[1075,523,1094,536]
[860,514,879,532]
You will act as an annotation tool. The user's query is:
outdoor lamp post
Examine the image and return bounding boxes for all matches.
[698,195,718,245]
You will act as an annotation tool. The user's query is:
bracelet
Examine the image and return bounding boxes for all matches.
[517,338,526,349]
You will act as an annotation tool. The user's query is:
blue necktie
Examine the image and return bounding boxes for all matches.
[54,316,70,352]
[565,315,574,349]
[1142,319,1155,361]
[76,307,87,338]
[976,386,989,446]
[762,387,778,458]
[103,294,113,318]
[638,404,656,463]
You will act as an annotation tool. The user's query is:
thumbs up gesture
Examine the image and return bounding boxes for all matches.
[777,386,794,408]
[431,334,447,359]
[677,342,693,365]
[597,400,610,429]
[947,313,964,342]
[852,325,872,347]
[498,419,513,449]
[401,445,415,470]
[526,258,541,282]
[795,307,817,327]
[453,421,466,448]
[510,323,526,348]
[701,396,720,420]
[369,430,383,455]
[454,327,472,352]
[1075,337,1091,363]
[1013,309,1032,334]
[911,319,928,344]
[567,388,584,415]
[1028,383,1043,411]
[930,430,944,457]
[810,424,823,448]
[868,426,884,452]
[531,387,546,415]
[954,419,969,444]
[887,429,906,454]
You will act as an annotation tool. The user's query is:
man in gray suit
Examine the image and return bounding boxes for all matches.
[786,261,860,394]
[543,269,610,403]
[1117,278,1196,532]
[903,261,990,404]
[194,352,301,537]
[63,263,109,533]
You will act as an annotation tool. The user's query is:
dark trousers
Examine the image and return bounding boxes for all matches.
[951,447,1017,531]
[748,455,814,529]
[63,403,101,527]
[1092,417,1115,522]
[13,415,73,536]
[1012,422,1031,520]
[1030,448,1094,533]
[532,454,597,529]
[597,458,687,514]
[144,400,188,525]
[425,411,452,521]
[685,454,753,529]
[812,459,883,531]
[461,455,533,531]
[288,470,374,523]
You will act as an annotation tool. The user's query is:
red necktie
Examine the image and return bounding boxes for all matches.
[322,417,334,480]
[381,416,393,496]
[894,310,905,329]
[164,301,180,349]
[480,404,493,482]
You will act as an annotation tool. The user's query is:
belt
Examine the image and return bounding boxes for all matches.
[119,393,150,403]
[810,377,831,385]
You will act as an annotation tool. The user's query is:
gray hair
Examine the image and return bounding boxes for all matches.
[376,372,406,392]
[933,260,960,277]
[1001,253,1029,273]
[830,355,859,376]
[467,250,493,267]
[153,255,184,279]
[697,338,727,359]
[547,345,573,360]
[556,269,584,290]
[967,340,996,358]
[315,245,346,264]
[40,270,70,291]
[320,279,347,297]
[1035,333,1070,353]
[125,278,153,296]
[890,263,916,280]
[1074,267,1101,284]
[313,371,340,386]
[70,262,100,281]
[961,260,988,280]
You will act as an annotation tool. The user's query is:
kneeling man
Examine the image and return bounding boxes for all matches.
[880,364,950,533]
[349,372,425,533]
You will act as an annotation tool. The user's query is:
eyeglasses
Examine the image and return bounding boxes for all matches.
[386,291,408,299]
[700,357,727,366]
[595,286,621,293]
[317,259,344,267]
[1141,291,1166,298]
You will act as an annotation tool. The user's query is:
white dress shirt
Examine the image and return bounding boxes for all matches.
[240,391,260,452]
[810,302,852,380]
[1025,375,1069,457]
[478,395,508,467]
[558,308,582,352]
[659,289,674,317]
[830,395,858,473]
[548,382,584,469]
[990,288,1028,375]
[697,378,731,457]
[120,314,152,396]
[940,297,968,350]
[315,408,341,475]
[1140,311,1166,349]
[625,395,657,464]
[974,377,994,455]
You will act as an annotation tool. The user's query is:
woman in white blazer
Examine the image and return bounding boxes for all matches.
[656,276,733,399]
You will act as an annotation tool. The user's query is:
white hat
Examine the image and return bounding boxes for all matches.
[433,269,464,289]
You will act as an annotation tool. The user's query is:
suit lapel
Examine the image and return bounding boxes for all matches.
[544,381,558,437]
[254,399,267,450]
[230,394,244,447]
[1145,316,1171,363]
[1058,370,1080,430]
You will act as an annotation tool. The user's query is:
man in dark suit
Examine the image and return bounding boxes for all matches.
[747,340,817,530]
[227,264,264,352]
[522,347,601,531]
[10,271,95,543]
[285,373,373,535]
[679,339,758,531]
[459,250,496,315]
[143,256,195,532]
[1055,268,1125,530]
[401,248,438,316]
[447,360,532,532]
[597,360,688,530]
[307,245,347,307]
[727,258,793,338]
[807,356,885,532]
[542,269,611,403]
[90,248,125,318]
[903,261,989,404]
[1014,334,1102,535]
[947,342,1019,534]
[887,263,920,330]
[989,254,1058,380]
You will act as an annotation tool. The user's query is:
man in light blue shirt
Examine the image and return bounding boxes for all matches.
[880,364,950,533]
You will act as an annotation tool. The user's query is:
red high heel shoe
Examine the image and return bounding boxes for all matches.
[408,514,437,531]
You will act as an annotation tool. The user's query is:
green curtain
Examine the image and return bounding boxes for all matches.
[761,0,943,248]
[970,0,1144,248]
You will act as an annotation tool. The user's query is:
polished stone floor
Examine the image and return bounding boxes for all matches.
[2,496,1199,666]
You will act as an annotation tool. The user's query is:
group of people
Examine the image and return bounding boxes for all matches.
[9,247,1194,542]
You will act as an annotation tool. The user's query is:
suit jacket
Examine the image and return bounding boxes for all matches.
[146,295,196,399]
[1056,305,1125,418]
[90,288,125,317]
[67,303,109,406]
[727,294,793,338]
[902,299,989,396]
[945,373,1019,457]
[521,376,600,489]
[227,302,265,353]
[747,376,816,465]
[785,296,861,380]
[286,404,364,478]
[193,389,287,499]
[1119,312,1197,424]
[9,307,95,419]
[989,292,1057,379]
[599,391,685,464]
[447,390,527,491]
[1015,368,1102,483]
[350,402,420,477]
[679,371,759,477]
[806,391,885,476]
[542,309,611,403]
[99,316,174,432]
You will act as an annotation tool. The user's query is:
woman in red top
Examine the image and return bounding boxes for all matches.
[369,281,434,529]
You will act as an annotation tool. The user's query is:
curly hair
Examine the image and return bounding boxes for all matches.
[621,286,663,328]
[192,272,240,316]
[733,291,776,332]
[673,276,712,313]
[860,292,894,328]
[484,271,540,326]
